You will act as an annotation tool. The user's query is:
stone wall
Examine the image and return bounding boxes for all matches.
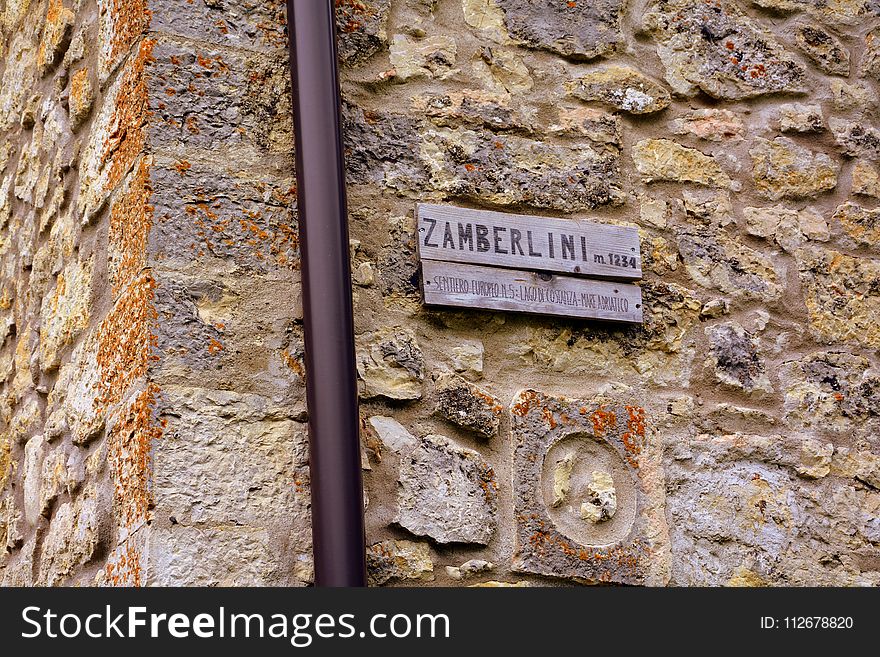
[0,0,308,586]
[1,0,879,587]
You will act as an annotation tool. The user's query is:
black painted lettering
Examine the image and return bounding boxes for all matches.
[423,216,438,247]
[526,231,542,257]
[561,234,575,260]
[548,232,555,259]
[458,223,474,251]
[581,236,588,261]
[443,222,455,249]
[510,228,524,255]
[493,226,508,254]
[476,224,490,252]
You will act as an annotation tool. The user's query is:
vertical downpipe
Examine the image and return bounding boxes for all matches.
[286,0,367,587]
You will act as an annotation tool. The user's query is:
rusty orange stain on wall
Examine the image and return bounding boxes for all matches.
[108,383,163,529]
[95,272,159,411]
[109,159,154,297]
[100,38,156,193]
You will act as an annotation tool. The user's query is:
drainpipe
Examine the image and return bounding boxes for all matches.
[286,0,367,587]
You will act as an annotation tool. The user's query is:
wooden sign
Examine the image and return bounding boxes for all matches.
[421,260,643,323]
[417,203,641,280]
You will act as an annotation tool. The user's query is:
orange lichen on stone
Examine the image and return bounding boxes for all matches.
[69,68,93,122]
[38,0,75,74]
[207,338,224,355]
[108,384,163,529]
[104,537,143,587]
[109,159,154,297]
[282,349,305,378]
[335,0,376,34]
[541,406,557,429]
[512,390,540,417]
[621,405,647,467]
[590,404,617,437]
[101,38,156,194]
[95,272,159,411]
[106,0,151,69]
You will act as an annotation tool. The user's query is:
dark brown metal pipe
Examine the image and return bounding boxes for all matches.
[286,0,367,587]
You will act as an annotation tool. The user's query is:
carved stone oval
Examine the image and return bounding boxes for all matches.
[541,432,638,547]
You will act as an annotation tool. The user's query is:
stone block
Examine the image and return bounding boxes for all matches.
[644,0,805,99]
[511,390,668,584]
[396,434,497,545]
[367,539,434,586]
[356,327,424,400]
[495,0,623,60]
[435,375,502,438]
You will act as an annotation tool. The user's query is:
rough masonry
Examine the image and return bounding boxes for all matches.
[1,0,879,587]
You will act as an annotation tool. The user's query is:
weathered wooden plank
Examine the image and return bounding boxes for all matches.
[421,260,643,324]
[416,203,642,281]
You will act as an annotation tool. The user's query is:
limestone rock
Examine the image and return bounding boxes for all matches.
[853,161,880,197]
[551,107,621,147]
[796,440,834,479]
[669,109,744,141]
[495,0,623,60]
[777,103,824,133]
[152,386,310,528]
[0,36,35,131]
[147,526,292,586]
[551,454,574,508]
[527,280,701,387]
[68,68,94,129]
[830,79,877,112]
[421,126,623,210]
[644,0,806,99]
[356,327,425,400]
[798,208,831,242]
[469,580,530,587]
[580,470,617,523]
[412,90,518,131]
[705,323,772,394]
[39,445,84,517]
[435,376,503,438]
[796,247,880,348]
[633,139,730,187]
[676,226,781,301]
[861,27,880,78]
[829,118,880,160]
[750,137,839,200]
[833,201,880,247]
[445,559,494,580]
[367,539,434,586]
[447,340,484,377]
[794,23,850,76]
[0,435,11,493]
[368,416,417,454]
[472,47,533,94]
[743,205,827,249]
[37,489,104,585]
[639,197,668,228]
[336,0,392,66]
[39,256,94,371]
[566,66,671,114]
[37,0,75,76]
[389,34,457,81]
[344,104,623,211]
[396,434,497,545]
[751,0,880,27]
[23,435,45,525]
